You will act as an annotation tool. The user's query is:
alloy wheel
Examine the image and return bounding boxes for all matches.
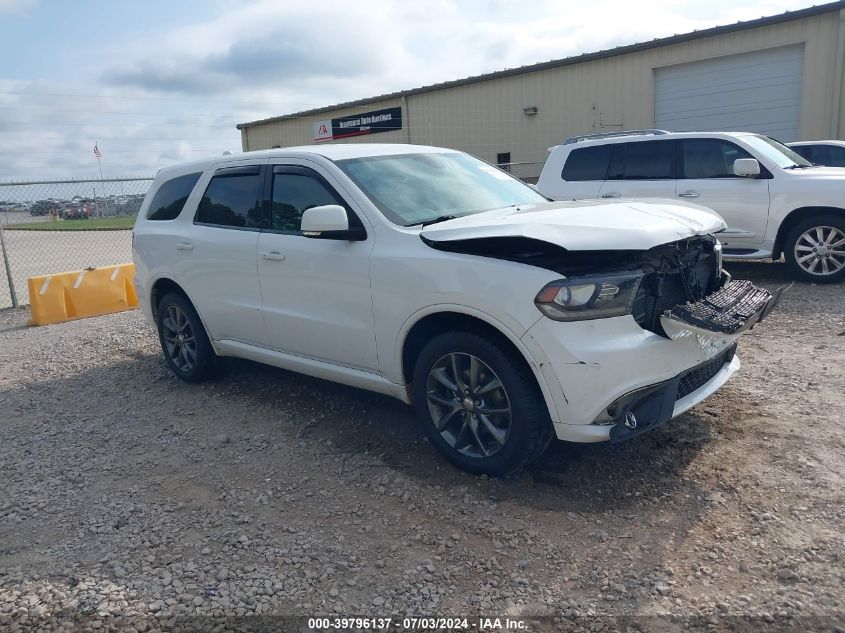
[794,225,845,276]
[425,353,512,458]
[161,305,197,372]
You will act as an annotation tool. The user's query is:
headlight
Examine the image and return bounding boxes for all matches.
[534,272,643,321]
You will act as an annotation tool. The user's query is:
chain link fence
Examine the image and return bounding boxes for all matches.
[0,163,543,310]
[0,177,153,309]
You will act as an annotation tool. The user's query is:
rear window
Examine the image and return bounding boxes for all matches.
[146,172,201,221]
[195,166,267,229]
[608,140,676,180]
[561,145,612,181]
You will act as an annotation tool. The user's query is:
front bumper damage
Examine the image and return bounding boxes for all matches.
[665,279,787,335]
[606,279,787,442]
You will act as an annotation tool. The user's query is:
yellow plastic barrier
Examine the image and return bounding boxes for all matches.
[28,263,138,326]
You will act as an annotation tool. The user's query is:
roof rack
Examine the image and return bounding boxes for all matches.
[562,129,670,145]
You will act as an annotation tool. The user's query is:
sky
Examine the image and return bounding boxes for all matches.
[0,0,828,180]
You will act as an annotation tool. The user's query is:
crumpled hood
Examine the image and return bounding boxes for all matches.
[420,199,726,251]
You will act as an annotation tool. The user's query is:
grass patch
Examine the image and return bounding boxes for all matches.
[4,215,136,231]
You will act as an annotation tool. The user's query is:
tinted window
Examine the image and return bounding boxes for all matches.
[791,145,813,162]
[801,144,845,167]
[271,172,343,233]
[146,172,201,221]
[195,167,266,229]
[496,152,511,173]
[607,141,675,180]
[681,140,753,178]
[826,146,845,166]
[562,145,612,181]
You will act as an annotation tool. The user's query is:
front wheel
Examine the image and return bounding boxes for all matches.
[411,332,553,476]
[784,215,845,282]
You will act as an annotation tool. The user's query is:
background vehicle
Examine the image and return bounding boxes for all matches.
[538,130,845,282]
[133,145,776,475]
[61,205,92,220]
[788,140,845,167]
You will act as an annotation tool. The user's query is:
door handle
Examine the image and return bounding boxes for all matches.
[176,242,194,251]
[261,251,286,262]
[601,192,621,199]
[678,190,700,198]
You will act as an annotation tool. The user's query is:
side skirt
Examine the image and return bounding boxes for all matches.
[214,339,412,404]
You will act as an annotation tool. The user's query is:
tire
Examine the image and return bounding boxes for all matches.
[156,292,218,382]
[784,215,845,283]
[411,331,553,476]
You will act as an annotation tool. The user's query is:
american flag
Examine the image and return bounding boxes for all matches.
[93,144,102,160]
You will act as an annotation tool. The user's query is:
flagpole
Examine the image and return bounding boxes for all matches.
[94,141,108,217]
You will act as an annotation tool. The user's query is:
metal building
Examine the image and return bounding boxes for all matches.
[237,1,845,180]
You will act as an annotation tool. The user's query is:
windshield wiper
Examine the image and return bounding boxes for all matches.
[417,214,459,227]
[784,164,814,169]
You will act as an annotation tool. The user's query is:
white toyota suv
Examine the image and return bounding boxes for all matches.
[538,130,845,282]
[133,144,780,475]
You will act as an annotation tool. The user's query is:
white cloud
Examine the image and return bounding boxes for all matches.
[0,0,36,14]
[0,0,822,179]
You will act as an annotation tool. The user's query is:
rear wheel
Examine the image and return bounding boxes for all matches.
[156,292,218,382]
[784,215,845,282]
[411,331,552,476]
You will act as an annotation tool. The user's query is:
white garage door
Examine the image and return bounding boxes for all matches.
[654,45,804,141]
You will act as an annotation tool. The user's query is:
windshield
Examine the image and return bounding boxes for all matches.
[336,152,548,226]
[743,134,812,169]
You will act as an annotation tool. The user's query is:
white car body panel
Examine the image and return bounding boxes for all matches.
[597,178,675,201]
[676,177,770,244]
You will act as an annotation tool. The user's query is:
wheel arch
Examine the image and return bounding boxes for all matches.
[773,206,845,259]
[150,275,221,353]
[150,276,192,321]
[397,307,560,422]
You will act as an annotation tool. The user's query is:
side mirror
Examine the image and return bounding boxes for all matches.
[733,158,761,177]
[300,204,365,241]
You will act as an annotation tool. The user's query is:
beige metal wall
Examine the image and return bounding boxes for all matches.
[241,9,845,179]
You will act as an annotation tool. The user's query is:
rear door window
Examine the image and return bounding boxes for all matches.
[146,172,201,221]
[607,140,676,180]
[195,166,268,229]
[680,139,753,178]
[561,145,612,181]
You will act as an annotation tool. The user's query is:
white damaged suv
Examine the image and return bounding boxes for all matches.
[133,144,781,475]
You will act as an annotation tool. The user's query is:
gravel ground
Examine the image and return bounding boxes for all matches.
[0,261,842,632]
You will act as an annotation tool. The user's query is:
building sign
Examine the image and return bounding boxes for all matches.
[313,106,403,142]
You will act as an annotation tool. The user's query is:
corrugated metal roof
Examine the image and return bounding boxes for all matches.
[236,1,845,130]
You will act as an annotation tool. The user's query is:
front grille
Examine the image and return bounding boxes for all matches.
[633,274,690,329]
[631,238,719,335]
[676,343,737,401]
